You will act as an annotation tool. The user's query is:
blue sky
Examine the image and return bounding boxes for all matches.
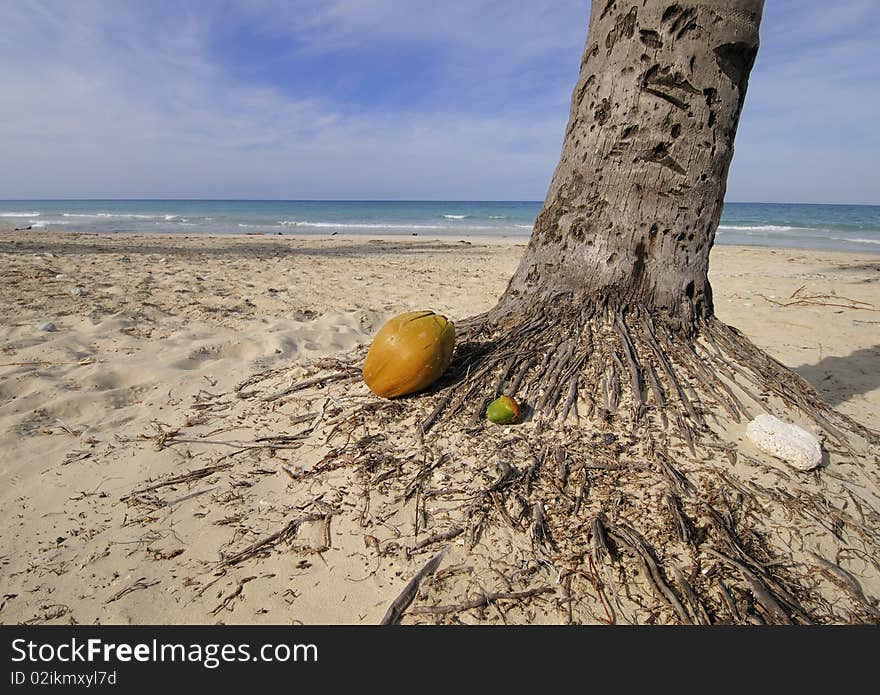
[0,0,877,203]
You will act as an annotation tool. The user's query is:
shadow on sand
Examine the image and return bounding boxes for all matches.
[794,344,880,408]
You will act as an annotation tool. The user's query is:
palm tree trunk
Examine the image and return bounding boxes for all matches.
[498,0,762,332]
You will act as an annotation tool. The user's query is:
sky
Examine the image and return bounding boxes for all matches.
[0,0,877,204]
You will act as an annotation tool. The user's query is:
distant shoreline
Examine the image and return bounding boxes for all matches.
[1,199,879,253]
[3,225,879,255]
[4,226,880,257]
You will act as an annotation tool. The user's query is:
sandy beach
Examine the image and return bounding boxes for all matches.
[1,228,878,625]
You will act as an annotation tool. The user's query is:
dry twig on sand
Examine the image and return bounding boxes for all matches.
[759,285,878,311]
[380,550,446,625]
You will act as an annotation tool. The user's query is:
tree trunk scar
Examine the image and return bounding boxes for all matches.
[714,42,759,94]
[639,29,663,49]
[641,64,701,110]
[606,7,639,53]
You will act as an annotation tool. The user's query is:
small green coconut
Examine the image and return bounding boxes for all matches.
[486,395,521,424]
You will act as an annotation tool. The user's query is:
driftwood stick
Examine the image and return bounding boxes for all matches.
[261,371,350,402]
[807,552,877,614]
[105,577,160,604]
[123,462,233,499]
[379,550,446,625]
[531,501,553,549]
[665,492,691,544]
[234,367,288,393]
[560,371,580,423]
[218,513,325,568]
[163,486,218,507]
[523,452,542,494]
[406,528,464,557]
[716,578,742,623]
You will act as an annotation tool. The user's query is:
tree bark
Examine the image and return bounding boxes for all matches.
[499,0,762,331]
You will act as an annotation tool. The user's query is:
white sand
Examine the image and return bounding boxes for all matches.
[1,230,878,624]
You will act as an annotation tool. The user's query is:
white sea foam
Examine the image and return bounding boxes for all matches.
[717,224,801,233]
[102,213,157,219]
[489,215,507,219]
[279,220,448,230]
[275,219,532,233]
[0,212,40,217]
[63,212,164,219]
[441,214,469,219]
[831,236,880,245]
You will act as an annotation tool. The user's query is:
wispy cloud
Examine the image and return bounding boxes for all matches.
[0,1,584,198]
[729,0,880,204]
[0,1,876,203]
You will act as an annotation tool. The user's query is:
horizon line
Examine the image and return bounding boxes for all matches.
[1,198,879,207]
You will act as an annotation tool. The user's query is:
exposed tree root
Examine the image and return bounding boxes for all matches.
[320,303,878,623]
[123,304,880,624]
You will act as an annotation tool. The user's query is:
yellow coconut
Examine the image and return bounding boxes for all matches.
[363,311,455,398]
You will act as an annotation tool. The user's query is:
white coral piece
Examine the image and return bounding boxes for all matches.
[745,414,822,471]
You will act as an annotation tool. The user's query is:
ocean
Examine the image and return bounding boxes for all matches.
[1,200,878,253]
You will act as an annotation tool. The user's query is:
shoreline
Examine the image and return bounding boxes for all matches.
[3,223,879,254]
[0,226,531,245]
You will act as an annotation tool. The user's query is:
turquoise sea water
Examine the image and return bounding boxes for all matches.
[1,200,878,253]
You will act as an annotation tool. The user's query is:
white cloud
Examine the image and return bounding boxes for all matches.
[727,0,880,202]
[0,0,579,198]
[0,1,877,203]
